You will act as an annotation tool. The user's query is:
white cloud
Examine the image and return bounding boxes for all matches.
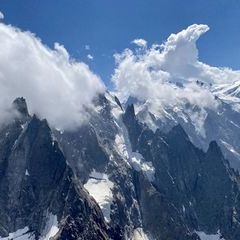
[0,23,105,130]
[112,24,240,113]
[0,11,4,20]
[87,54,94,60]
[132,38,147,48]
[85,45,90,50]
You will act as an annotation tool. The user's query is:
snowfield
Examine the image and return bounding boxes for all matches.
[84,170,114,222]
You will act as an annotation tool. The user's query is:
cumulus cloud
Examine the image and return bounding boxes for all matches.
[132,38,147,48]
[0,22,105,130]
[87,54,94,60]
[85,45,90,50]
[0,11,4,20]
[112,24,240,113]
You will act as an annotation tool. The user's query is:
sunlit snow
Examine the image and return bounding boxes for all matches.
[106,93,155,182]
[132,228,150,240]
[40,213,59,240]
[84,170,114,222]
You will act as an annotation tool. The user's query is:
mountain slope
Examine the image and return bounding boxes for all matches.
[128,81,240,171]
[123,103,240,240]
[0,98,112,240]
[1,93,240,240]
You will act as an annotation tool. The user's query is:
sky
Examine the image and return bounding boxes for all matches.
[0,0,240,87]
[1,0,240,131]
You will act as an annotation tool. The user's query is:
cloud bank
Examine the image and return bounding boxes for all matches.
[0,22,105,130]
[112,24,240,112]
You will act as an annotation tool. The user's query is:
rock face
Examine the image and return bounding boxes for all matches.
[0,98,111,239]
[134,91,240,171]
[1,95,240,240]
[123,104,240,240]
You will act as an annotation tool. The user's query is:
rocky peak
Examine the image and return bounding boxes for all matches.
[1,93,240,240]
[12,97,29,118]
[125,104,135,119]
[114,95,123,110]
[168,124,189,141]
[0,102,113,239]
[207,140,222,155]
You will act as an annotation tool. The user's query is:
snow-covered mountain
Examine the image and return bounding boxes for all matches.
[1,20,240,240]
[1,91,240,240]
[213,80,240,101]
[0,98,114,240]
[126,80,240,171]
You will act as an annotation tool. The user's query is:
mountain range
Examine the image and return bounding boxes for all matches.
[1,79,240,240]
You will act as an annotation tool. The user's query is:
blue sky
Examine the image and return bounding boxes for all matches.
[0,0,240,87]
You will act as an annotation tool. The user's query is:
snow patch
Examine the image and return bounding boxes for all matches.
[40,213,59,240]
[105,92,123,120]
[196,230,225,240]
[84,170,114,222]
[132,228,150,240]
[0,227,34,240]
[230,120,240,129]
[182,205,186,213]
[131,153,155,182]
[25,169,30,176]
[220,139,240,158]
[114,128,155,182]
[0,212,59,239]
